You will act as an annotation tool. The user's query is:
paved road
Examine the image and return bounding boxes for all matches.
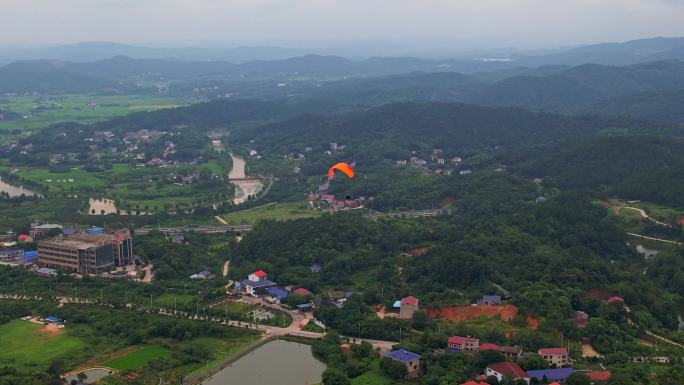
[627,232,682,245]
[135,224,252,235]
[368,208,450,220]
[622,206,671,227]
[1,292,397,353]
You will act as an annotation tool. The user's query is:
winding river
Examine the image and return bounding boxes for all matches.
[0,177,39,197]
[229,153,263,205]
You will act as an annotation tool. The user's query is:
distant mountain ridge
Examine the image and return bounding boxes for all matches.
[3,36,684,66]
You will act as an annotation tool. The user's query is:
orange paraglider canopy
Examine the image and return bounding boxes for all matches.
[328,162,355,180]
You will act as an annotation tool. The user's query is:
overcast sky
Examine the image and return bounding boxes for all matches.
[2,0,684,49]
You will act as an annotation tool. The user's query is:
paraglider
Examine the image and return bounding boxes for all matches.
[328,162,354,180]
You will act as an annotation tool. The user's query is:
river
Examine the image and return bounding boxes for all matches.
[229,153,263,205]
[202,340,325,385]
[0,177,39,197]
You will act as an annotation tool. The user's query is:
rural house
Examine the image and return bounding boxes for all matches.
[486,362,529,384]
[447,336,480,352]
[477,295,501,306]
[385,349,422,379]
[539,347,570,367]
[400,296,419,319]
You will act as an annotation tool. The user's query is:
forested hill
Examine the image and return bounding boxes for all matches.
[0,60,141,94]
[231,102,655,158]
[91,99,332,132]
[471,60,684,112]
[501,135,684,207]
[298,60,684,123]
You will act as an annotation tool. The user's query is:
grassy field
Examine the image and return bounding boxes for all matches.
[16,167,105,190]
[185,337,256,376]
[220,201,325,224]
[632,201,684,223]
[0,94,186,134]
[154,294,197,309]
[102,345,171,371]
[350,361,395,385]
[0,320,84,371]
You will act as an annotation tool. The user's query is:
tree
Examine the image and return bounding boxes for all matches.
[77,372,88,383]
[517,353,548,371]
[473,350,507,372]
[379,357,407,380]
[411,310,434,331]
[566,372,591,385]
[322,368,350,385]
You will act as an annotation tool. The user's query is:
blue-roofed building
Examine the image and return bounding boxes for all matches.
[393,300,402,308]
[477,295,502,306]
[385,349,422,378]
[267,287,289,303]
[241,278,276,296]
[43,316,61,323]
[309,263,321,273]
[23,251,39,264]
[296,303,313,312]
[527,368,574,383]
[86,226,105,234]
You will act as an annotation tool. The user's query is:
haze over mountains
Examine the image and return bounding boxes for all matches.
[2,36,684,124]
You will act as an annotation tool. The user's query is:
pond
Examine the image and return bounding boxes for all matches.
[63,367,115,384]
[203,340,326,385]
[0,177,39,197]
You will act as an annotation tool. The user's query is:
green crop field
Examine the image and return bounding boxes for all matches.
[102,345,171,371]
[17,167,105,190]
[220,201,325,224]
[0,94,186,134]
[0,320,84,371]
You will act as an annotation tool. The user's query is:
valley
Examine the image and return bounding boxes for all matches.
[1,34,684,385]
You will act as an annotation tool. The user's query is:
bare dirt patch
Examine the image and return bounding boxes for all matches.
[427,304,519,322]
[37,323,63,335]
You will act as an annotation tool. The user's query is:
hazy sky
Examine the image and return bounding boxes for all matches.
[2,0,684,48]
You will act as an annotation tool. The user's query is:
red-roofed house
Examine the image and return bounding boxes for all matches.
[486,362,529,383]
[18,234,32,243]
[677,216,684,227]
[538,348,569,367]
[460,382,480,385]
[248,270,267,282]
[447,336,480,352]
[606,296,624,304]
[293,288,313,296]
[400,296,419,319]
[478,342,501,352]
[586,371,611,384]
